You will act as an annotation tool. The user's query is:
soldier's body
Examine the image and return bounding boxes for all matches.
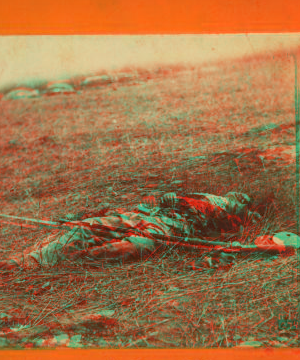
[0,191,260,271]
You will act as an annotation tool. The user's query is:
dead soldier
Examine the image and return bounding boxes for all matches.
[0,192,261,272]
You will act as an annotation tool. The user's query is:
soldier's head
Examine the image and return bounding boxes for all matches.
[224,192,252,215]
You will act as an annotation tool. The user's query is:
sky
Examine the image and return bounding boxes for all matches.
[0,34,299,90]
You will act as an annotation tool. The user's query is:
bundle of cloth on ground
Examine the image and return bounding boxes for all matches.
[0,191,265,271]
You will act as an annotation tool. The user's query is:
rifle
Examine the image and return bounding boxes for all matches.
[0,213,296,254]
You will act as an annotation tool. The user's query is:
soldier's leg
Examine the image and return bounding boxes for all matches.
[70,235,157,262]
[0,231,65,272]
[2,226,101,270]
[0,232,157,271]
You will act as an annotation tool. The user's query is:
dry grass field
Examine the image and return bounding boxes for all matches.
[0,49,299,348]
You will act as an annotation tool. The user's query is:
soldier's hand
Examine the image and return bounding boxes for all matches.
[160,193,178,208]
[248,211,262,224]
[188,252,237,271]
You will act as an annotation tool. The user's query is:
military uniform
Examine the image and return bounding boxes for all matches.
[1,191,259,271]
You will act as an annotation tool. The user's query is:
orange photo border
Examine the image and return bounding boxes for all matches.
[0,0,300,34]
[0,0,299,358]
